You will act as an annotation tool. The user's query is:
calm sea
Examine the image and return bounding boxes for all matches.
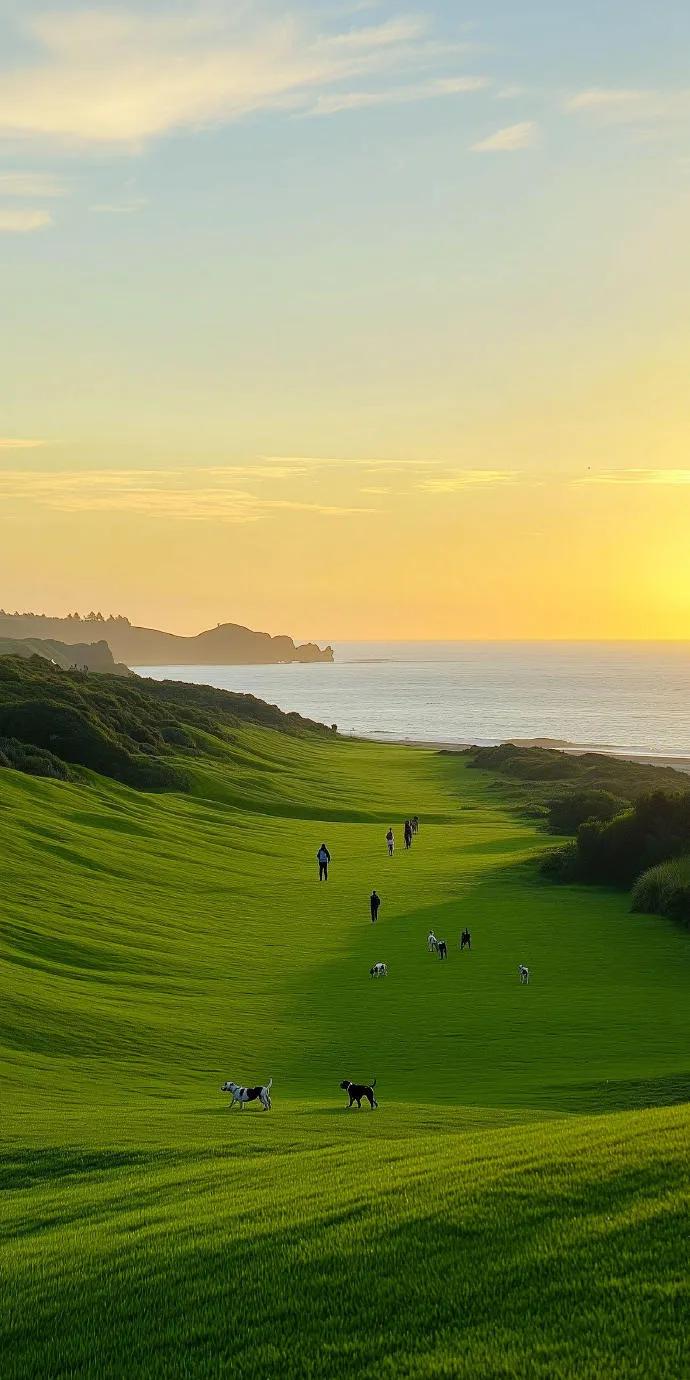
[135,642,690,760]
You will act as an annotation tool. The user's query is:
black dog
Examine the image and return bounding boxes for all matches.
[340,1079,378,1110]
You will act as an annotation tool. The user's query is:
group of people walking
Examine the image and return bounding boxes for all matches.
[316,815,420,930]
[385,816,419,856]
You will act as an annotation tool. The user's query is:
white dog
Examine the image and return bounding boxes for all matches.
[427,931,438,953]
[220,1078,273,1110]
[370,962,388,978]
[518,964,530,985]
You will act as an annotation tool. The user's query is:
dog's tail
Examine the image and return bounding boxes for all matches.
[266,1077,273,1090]
[371,1078,377,1089]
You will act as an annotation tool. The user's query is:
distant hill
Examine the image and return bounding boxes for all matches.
[0,612,333,666]
[0,636,131,677]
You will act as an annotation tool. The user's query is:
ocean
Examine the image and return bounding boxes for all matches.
[135,641,690,761]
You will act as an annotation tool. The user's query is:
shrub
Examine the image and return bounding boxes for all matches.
[540,842,579,880]
[546,790,625,835]
[0,735,70,780]
[631,856,690,928]
[544,789,690,889]
[0,700,186,792]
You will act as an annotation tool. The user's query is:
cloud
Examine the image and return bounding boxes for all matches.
[0,438,47,450]
[418,469,517,492]
[308,74,487,116]
[565,88,690,126]
[566,89,650,112]
[0,6,481,149]
[582,469,690,486]
[264,454,436,472]
[0,208,53,232]
[471,121,537,152]
[0,171,65,197]
[0,466,374,520]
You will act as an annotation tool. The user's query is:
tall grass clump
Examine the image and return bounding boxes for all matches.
[632,855,690,927]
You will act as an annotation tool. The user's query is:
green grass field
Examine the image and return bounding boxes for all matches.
[2,730,689,1377]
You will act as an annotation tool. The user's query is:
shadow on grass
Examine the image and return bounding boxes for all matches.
[0,1146,163,1190]
[561,1071,690,1114]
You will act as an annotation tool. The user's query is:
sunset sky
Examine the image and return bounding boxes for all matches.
[2,0,689,640]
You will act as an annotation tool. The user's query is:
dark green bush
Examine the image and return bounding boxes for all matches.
[546,790,625,835]
[544,790,690,888]
[631,857,690,927]
[540,842,579,880]
[0,734,70,780]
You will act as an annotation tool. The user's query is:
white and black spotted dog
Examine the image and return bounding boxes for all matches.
[221,1078,273,1110]
[370,962,388,978]
[518,964,530,985]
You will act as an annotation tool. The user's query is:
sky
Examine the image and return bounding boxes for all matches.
[1,0,689,641]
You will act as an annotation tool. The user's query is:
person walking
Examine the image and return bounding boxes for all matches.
[386,828,394,856]
[370,890,381,923]
[317,843,331,881]
[404,819,413,850]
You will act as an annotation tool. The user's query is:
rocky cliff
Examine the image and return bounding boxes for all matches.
[0,615,333,667]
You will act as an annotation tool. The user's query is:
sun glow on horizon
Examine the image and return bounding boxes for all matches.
[1,1,689,640]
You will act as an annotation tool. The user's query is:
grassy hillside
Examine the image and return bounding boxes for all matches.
[0,654,330,790]
[2,729,689,1376]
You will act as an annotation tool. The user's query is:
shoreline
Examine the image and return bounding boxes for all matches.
[355,734,690,775]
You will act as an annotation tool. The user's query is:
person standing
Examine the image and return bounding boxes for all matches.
[370,890,381,923]
[386,828,394,856]
[404,820,413,850]
[317,843,331,881]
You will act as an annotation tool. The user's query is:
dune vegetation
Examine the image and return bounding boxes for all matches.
[2,714,689,1377]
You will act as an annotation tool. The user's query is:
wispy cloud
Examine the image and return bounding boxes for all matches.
[471,121,537,152]
[582,469,690,486]
[566,89,650,112]
[308,75,487,116]
[565,88,690,126]
[264,455,436,472]
[0,208,53,232]
[0,466,375,520]
[419,469,517,492]
[0,437,47,450]
[0,6,483,150]
[0,171,65,197]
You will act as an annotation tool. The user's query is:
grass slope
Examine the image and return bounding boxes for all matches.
[2,732,689,1377]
